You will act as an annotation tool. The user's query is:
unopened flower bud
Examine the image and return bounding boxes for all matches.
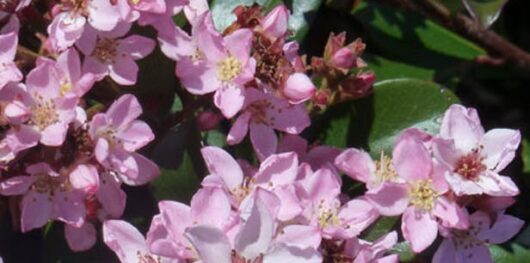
[283,73,316,104]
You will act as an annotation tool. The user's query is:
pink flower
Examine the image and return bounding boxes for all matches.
[4,63,78,146]
[297,166,379,240]
[89,94,159,186]
[0,162,88,232]
[47,0,123,51]
[432,104,520,196]
[65,222,97,252]
[200,146,302,221]
[227,88,310,160]
[184,195,322,263]
[260,4,290,40]
[365,130,468,253]
[176,12,256,118]
[146,187,235,260]
[433,211,524,263]
[0,16,22,89]
[36,48,96,100]
[103,220,171,263]
[344,231,399,263]
[77,23,155,85]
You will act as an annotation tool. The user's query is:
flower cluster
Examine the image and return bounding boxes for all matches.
[0,1,524,262]
[1,6,159,253]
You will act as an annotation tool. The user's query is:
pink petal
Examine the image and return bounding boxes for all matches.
[224,29,253,65]
[480,128,520,172]
[106,94,143,129]
[401,207,438,253]
[96,173,126,218]
[335,148,375,184]
[275,225,321,249]
[431,137,460,169]
[69,164,99,194]
[478,213,524,244]
[440,105,484,152]
[214,84,245,119]
[250,123,278,161]
[269,103,310,135]
[21,191,53,232]
[196,12,226,62]
[261,5,289,39]
[54,191,85,227]
[109,55,139,86]
[299,167,341,203]
[365,182,409,216]
[118,35,156,60]
[201,146,244,191]
[119,152,160,186]
[336,198,379,238]
[432,196,469,229]
[0,176,35,195]
[392,132,432,181]
[176,58,220,95]
[191,187,232,229]
[227,112,251,145]
[263,244,322,263]
[65,223,97,252]
[87,0,122,31]
[185,225,232,263]
[103,220,149,262]
[56,48,81,83]
[116,120,155,152]
[235,197,274,259]
[254,152,298,187]
[432,239,457,263]
[82,56,108,80]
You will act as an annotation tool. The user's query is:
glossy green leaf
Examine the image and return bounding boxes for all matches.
[523,139,530,174]
[362,216,399,241]
[353,2,486,68]
[153,156,201,203]
[313,78,459,156]
[490,244,530,263]
[463,0,508,27]
[211,0,322,41]
[365,54,435,81]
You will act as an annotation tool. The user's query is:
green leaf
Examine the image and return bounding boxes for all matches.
[362,216,399,241]
[153,155,201,203]
[463,0,507,27]
[210,0,322,41]
[365,54,435,81]
[353,2,486,68]
[490,244,530,263]
[312,78,459,156]
[522,139,530,174]
[392,242,415,262]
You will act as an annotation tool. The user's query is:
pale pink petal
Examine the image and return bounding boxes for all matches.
[263,244,322,263]
[250,123,277,161]
[106,94,143,128]
[300,167,341,203]
[227,112,251,145]
[401,207,438,253]
[196,12,226,62]
[119,152,159,186]
[54,191,85,227]
[21,191,53,232]
[224,29,253,65]
[480,128,520,172]
[65,223,97,252]
[82,56,108,79]
[87,0,122,31]
[176,59,220,95]
[335,148,375,184]
[431,137,460,169]
[97,173,126,218]
[214,85,245,119]
[94,138,110,165]
[109,55,139,86]
[69,164,99,194]
[432,196,469,229]
[278,134,308,156]
[235,197,274,259]
[392,132,432,181]
[0,176,35,195]
[365,182,409,216]
[457,245,493,263]
[118,35,156,60]
[185,225,232,263]
[270,103,310,135]
[440,105,484,152]
[191,187,232,229]
[40,122,68,146]
[116,120,155,152]
[57,48,81,82]
[273,186,302,221]
[336,198,379,238]
[103,220,149,262]
[276,225,321,249]
[254,152,298,186]
[201,146,243,190]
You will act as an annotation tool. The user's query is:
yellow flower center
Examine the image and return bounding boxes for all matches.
[30,94,59,130]
[60,81,73,97]
[217,56,242,82]
[408,179,437,212]
[374,151,397,184]
[317,200,341,228]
